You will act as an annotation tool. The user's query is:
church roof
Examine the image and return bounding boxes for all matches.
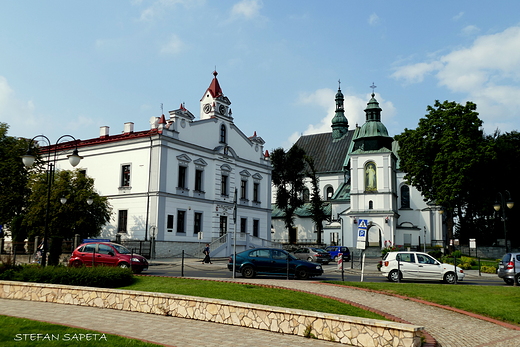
[293,130,354,173]
[205,70,223,99]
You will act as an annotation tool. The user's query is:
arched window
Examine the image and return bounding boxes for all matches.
[302,188,310,203]
[400,185,410,209]
[220,124,226,144]
[326,186,334,200]
[369,200,374,209]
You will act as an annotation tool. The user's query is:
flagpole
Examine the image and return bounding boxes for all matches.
[233,187,237,278]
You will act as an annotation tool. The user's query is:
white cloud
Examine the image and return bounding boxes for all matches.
[0,76,39,136]
[160,34,186,55]
[452,12,464,21]
[392,25,520,133]
[368,13,379,26]
[231,0,263,19]
[391,62,443,84]
[461,25,480,36]
[137,0,203,22]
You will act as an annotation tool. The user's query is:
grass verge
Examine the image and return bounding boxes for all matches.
[119,276,386,320]
[0,315,161,347]
[326,281,520,325]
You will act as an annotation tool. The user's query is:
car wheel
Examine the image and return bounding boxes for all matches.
[71,260,83,268]
[133,268,143,274]
[504,278,514,285]
[443,272,457,284]
[515,274,520,286]
[241,265,256,278]
[307,257,313,262]
[295,268,309,280]
[388,269,401,282]
[118,262,130,269]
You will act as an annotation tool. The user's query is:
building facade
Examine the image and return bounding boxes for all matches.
[272,85,444,251]
[51,72,273,257]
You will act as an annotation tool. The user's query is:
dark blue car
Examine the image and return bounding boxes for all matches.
[325,246,351,262]
[228,248,323,280]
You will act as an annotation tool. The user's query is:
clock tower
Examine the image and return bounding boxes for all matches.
[200,70,233,121]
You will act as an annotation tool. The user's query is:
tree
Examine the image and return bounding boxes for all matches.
[271,146,306,236]
[24,169,112,265]
[0,123,31,248]
[305,155,327,244]
[395,100,490,250]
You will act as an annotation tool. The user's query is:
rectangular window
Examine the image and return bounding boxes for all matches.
[194,212,202,235]
[118,210,128,233]
[177,210,186,233]
[121,165,131,187]
[240,180,247,200]
[195,169,203,192]
[167,214,174,232]
[219,216,227,237]
[178,166,187,189]
[253,219,259,237]
[240,217,247,233]
[221,175,228,196]
[253,182,259,202]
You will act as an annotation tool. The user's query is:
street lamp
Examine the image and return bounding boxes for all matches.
[493,191,514,253]
[22,134,83,267]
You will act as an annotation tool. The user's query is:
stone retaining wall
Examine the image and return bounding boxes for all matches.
[0,280,423,347]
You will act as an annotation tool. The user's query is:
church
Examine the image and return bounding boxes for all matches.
[271,84,445,252]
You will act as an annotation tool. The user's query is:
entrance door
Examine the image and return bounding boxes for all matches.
[288,227,297,244]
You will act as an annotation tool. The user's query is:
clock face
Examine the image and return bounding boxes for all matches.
[203,104,211,114]
[219,105,226,115]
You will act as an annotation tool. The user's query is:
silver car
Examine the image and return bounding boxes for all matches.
[292,247,331,264]
[498,253,520,285]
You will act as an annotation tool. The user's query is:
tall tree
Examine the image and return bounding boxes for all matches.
[395,100,489,249]
[0,123,30,247]
[271,146,306,234]
[24,169,112,265]
[305,155,327,244]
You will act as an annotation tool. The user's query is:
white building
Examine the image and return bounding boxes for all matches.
[52,71,274,257]
[272,86,444,251]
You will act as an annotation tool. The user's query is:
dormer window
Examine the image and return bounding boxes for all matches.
[220,124,227,144]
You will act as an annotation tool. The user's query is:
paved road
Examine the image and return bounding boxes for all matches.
[2,259,519,347]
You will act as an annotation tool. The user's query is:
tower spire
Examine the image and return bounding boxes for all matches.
[331,80,349,140]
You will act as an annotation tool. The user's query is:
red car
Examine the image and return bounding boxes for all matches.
[69,242,149,274]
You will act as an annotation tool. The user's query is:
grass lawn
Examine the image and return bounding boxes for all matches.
[327,281,520,325]
[0,315,161,347]
[119,276,386,320]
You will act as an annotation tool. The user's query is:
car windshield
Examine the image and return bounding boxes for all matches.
[312,248,327,253]
[111,244,131,254]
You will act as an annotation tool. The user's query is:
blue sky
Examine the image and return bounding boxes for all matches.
[2,1,520,150]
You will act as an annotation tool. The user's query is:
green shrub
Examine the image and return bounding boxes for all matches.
[480,265,497,274]
[452,250,462,258]
[0,265,134,288]
[460,256,476,266]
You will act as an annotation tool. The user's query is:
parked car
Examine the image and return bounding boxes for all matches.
[498,253,520,285]
[228,248,323,280]
[325,246,351,262]
[291,247,331,264]
[380,251,465,284]
[69,242,149,274]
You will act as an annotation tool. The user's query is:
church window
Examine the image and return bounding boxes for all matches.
[118,210,128,233]
[326,186,334,200]
[220,124,227,144]
[369,200,374,210]
[302,188,310,202]
[400,185,410,209]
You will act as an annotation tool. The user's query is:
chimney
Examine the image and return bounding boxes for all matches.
[100,126,109,138]
[124,122,134,134]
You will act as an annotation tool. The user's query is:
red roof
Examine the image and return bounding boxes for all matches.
[206,70,223,98]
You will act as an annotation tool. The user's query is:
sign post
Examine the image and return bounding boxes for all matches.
[357,219,368,282]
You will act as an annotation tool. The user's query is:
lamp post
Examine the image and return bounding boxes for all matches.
[493,191,514,253]
[22,135,83,267]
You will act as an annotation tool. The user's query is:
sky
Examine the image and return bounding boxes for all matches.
[2,1,520,150]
